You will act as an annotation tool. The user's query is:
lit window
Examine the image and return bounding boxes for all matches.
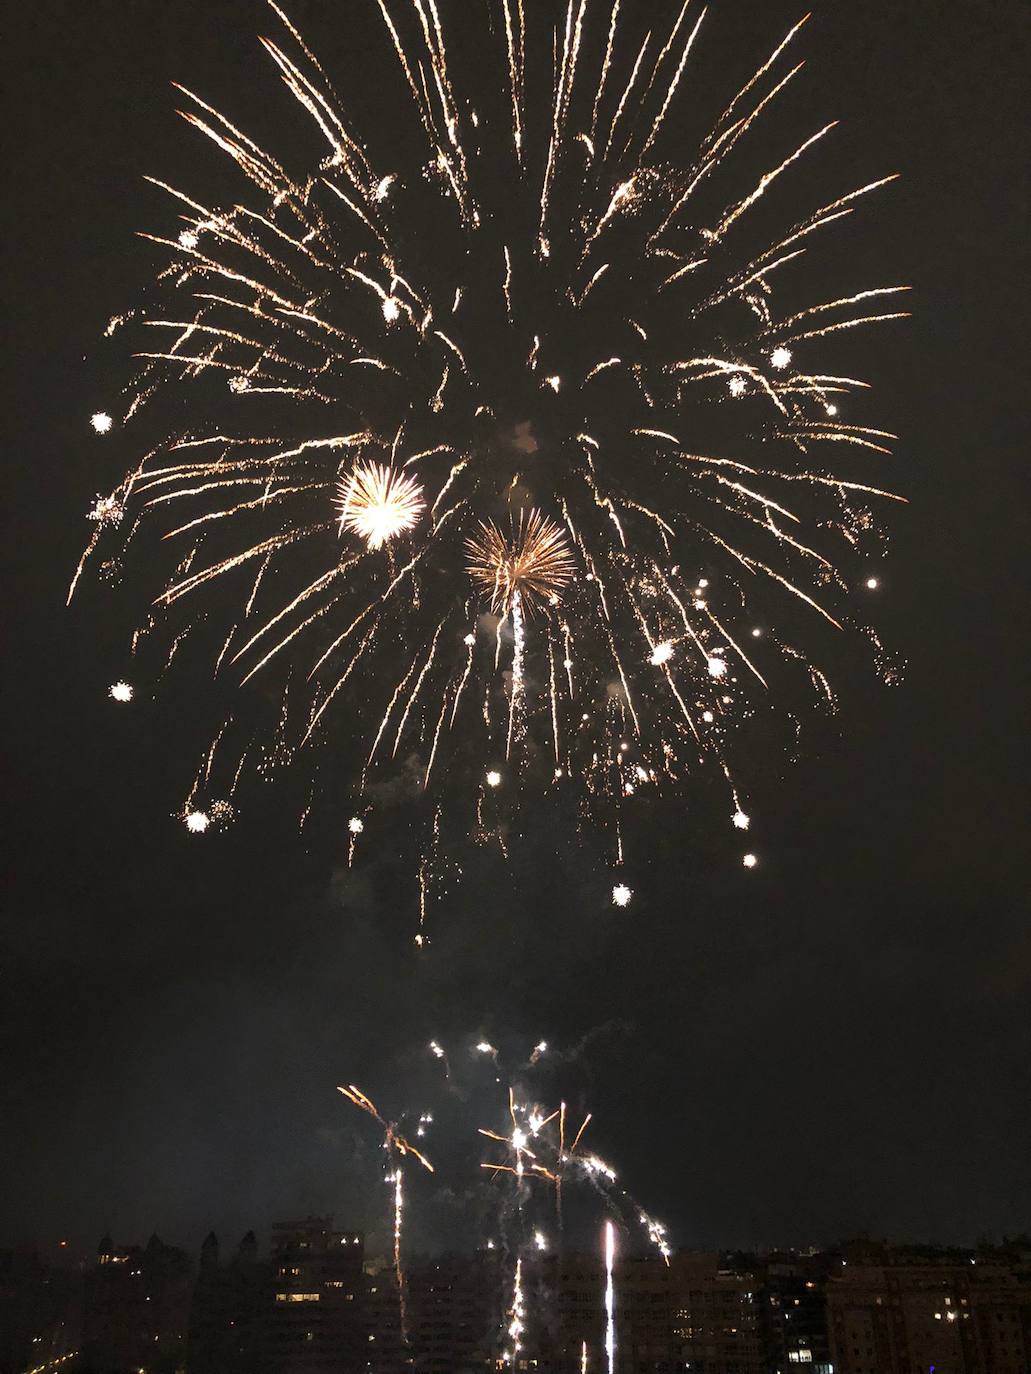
[275,1292,321,1303]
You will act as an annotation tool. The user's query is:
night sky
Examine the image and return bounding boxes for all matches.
[3,0,1028,1263]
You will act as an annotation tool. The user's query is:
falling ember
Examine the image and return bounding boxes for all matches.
[465,511,576,617]
[109,681,134,703]
[611,884,632,908]
[337,462,425,550]
[732,810,750,830]
[185,810,210,833]
[89,495,124,526]
[90,412,112,434]
[604,1222,616,1374]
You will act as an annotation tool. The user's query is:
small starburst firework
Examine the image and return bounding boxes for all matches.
[465,511,576,617]
[337,462,426,550]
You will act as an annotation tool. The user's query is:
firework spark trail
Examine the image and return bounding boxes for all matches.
[604,1220,616,1374]
[76,0,906,913]
[336,1084,434,1345]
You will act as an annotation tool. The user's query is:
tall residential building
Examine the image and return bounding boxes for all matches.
[81,1232,193,1372]
[826,1240,1031,1374]
[265,1216,366,1373]
[186,1229,270,1372]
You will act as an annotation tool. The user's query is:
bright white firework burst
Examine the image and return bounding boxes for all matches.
[337,461,426,550]
[72,0,907,929]
[109,681,134,703]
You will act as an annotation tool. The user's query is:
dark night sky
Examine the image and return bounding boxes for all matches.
[3,0,1029,1265]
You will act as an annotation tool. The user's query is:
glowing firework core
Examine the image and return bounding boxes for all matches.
[109,682,133,703]
[90,412,112,434]
[337,462,426,550]
[612,884,632,908]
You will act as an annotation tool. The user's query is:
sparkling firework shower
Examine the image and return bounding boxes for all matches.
[337,1034,673,1364]
[73,0,907,925]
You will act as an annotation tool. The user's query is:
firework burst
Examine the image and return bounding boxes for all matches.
[339,1034,672,1364]
[337,461,426,550]
[73,0,906,926]
[466,510,577,617]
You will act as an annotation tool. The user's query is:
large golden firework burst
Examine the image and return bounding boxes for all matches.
[465,511,577,617]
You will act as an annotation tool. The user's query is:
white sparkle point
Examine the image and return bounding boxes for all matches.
[728,374,747,397]
[751,627,762,637]
[109,681,133,703]
[742,852,758,869]
[544,375,561,392]
[865,576,879,590]
[185,810,210,834]
[732,810,750,830]
[825,402,838,416]
[702,710,714,723]
[612,884,632,908]
[649,641,674,666]
[348,816,364,834]
[382,296,400,323]
[178,229,199,249]
[463,632,476,646]
[770,346,792,370]
[486,769,502,788]
[90,412,113,434]
[475,1041,496,1055]
[707,656,727,678]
